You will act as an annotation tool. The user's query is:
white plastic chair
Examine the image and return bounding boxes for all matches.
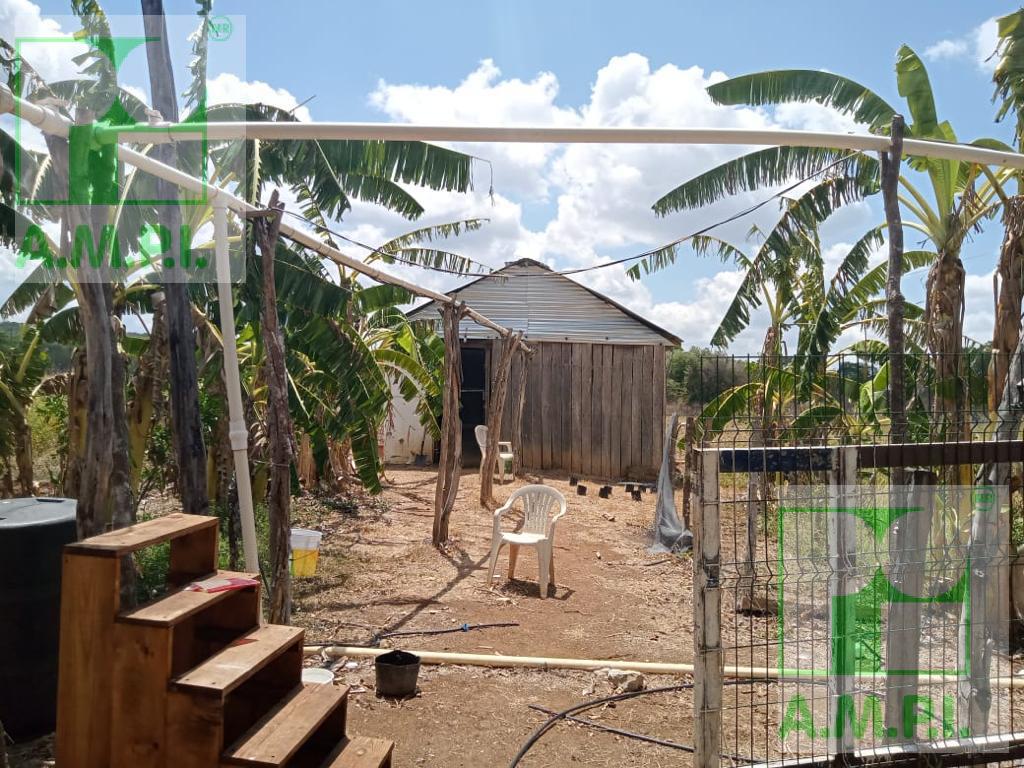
[487,485,567,598]
[475,424,514,483]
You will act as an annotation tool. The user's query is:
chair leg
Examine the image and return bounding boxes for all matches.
[487,539,504,585]
[508,543,520,579]
[549,549,556,588]
[537,543,550,599]
[499,460,505,484]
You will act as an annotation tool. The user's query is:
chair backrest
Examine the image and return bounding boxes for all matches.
[474,424,488,452]
[507,485,565,536]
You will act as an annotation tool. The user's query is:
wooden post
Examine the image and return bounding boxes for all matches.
[480,332,518,506]
[693,448,721,768]
[885,470,935,743]
[251,191,293,623]
[433,303,466,545]
[511,346,532,477]
[828,447,858,757]
[881,114,907,490]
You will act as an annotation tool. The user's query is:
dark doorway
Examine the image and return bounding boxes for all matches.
[460,345,488,466]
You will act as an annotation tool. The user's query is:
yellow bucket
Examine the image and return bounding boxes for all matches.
[290,528,323,578]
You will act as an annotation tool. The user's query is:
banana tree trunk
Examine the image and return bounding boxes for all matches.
[991,197,1024,411]
[141,1,210,517]
[479,333,518,507]
[433,302,466,545]
[127,295,165,502]
[924,249,966,437]
[63,349,87,497]
[253,192,294,624]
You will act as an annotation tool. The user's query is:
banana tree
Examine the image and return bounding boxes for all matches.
[665,45,1007,437]
[0,325,48,495]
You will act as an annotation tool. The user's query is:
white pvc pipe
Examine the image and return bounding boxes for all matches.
[5,84,1023,169]
[214,200,259,575]
[96,120,1024,171]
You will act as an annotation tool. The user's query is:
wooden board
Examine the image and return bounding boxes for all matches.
[64,513,216,557]
[55,554,120,768]
[601,345,614,479]
[653,345,666,468]
[558,343,572,469]
[580,345,593,477]
[640,345,655,473]
[119,572,259,627]
[168,520,218,586]
[173,624,304,696]
[223,683,347,766]
[539,343,551,468]
[612,346,626,479]
[111,623,173,768]
[166,689,224,768]
[590,345,604,479]
[629,346,643,475]
[571,344,584,475]
[322,736,395,768]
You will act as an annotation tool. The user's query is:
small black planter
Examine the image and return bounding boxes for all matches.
[375,650,421,698]
[598,485,612,499]
[576,485,588,496]
[569,476,579,486]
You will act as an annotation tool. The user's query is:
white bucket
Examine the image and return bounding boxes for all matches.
[301,667,336,685]
[290,528,324,577]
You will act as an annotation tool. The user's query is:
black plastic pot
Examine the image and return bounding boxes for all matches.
[576,485,587,496]
[375,650,421,698]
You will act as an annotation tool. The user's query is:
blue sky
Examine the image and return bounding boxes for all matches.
[4,0,1019,351]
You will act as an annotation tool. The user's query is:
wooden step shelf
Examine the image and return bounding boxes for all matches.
[222,683,348,767]
[55,514,393,768]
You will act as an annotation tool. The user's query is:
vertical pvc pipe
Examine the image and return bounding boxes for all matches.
[214,199,260,574]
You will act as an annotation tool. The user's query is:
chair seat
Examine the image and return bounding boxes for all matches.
[498,452,514,460]
[501,531,546,545]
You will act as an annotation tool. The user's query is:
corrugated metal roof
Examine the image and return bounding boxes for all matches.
[407,259,681,346]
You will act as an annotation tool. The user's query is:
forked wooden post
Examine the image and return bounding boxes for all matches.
[694,449,721,768]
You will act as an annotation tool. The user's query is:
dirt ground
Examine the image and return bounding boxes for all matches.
[292,467,699,767]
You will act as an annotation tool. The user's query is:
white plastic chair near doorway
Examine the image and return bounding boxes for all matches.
[487,485,567,598]
[474,424,514,483]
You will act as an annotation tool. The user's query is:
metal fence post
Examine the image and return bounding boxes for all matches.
[694,448,722,768]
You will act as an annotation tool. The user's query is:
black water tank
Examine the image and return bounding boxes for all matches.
[0,497,76,742]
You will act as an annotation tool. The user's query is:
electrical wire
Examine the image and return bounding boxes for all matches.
[279,151,859,281]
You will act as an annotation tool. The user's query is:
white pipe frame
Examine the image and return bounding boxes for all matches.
[7,82,1024,573]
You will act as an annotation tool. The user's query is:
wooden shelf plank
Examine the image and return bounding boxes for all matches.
[320,736,394,768]
[65,513,216,557]
[173,624,303,696]
[222,683,347,767]
[118,572,259,627]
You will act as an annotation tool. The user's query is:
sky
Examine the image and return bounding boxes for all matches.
[2,0,1020,353]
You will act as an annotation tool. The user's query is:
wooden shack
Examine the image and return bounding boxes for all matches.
[401,258,681,480]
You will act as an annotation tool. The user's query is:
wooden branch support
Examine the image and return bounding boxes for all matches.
[510,345,533,478]
[693,449,721,768]
[433,303,468,545]
[480,332,518,506]
[253,189,294,624]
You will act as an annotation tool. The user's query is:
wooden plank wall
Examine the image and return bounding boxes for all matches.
[497,341,667,480]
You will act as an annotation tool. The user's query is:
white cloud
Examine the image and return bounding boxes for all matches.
[0,0,83,83]
[206,73,313,122]
[924,39,969,62]
[922,17,999,72]
[973,18,1000,73]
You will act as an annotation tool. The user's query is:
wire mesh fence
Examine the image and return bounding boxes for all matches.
[684,351,1022,768]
